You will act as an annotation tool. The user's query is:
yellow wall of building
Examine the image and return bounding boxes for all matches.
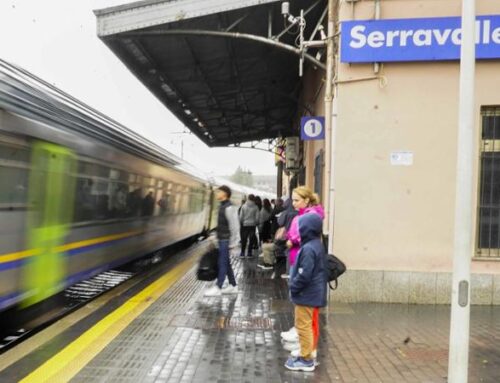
[333,0,500,275]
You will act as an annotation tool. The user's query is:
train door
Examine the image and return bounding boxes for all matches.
[22,141,76,306]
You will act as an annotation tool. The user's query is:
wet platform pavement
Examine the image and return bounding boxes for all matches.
[4,247,500,383]
[72,251,500,383]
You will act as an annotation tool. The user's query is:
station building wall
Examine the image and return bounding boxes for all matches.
[298,0,500,304]
[334,0,500,304]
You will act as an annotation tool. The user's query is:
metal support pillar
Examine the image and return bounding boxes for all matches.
[324,0,335,253]
[277,161,283,198]
[448,1,476,382]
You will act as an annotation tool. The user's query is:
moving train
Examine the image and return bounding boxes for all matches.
[0,59,273,312]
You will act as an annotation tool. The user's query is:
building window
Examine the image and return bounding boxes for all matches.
[314,150,324,202]
[477,107,500,258]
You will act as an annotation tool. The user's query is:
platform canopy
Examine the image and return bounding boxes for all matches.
[95,0,327,147]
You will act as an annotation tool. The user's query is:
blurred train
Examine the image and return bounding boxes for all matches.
[0,60,274,312]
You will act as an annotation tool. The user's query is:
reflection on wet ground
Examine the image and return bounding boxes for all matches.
[72,255,500,383]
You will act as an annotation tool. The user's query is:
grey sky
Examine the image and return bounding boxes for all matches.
[0,0,276,176]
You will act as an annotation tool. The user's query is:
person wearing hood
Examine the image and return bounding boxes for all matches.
[284,213,327,372]
[281,186,325,361]
[239,194,259,257]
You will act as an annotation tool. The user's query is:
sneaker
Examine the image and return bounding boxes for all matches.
[284,357,315,372]
[280,273,289,279]
[221,284,238,294]
[204,285,221,297]
[281,326,297,338]
[257,263,273,270]
[282,341,300,352]
[291,349,318,359]
[281,328,299,343]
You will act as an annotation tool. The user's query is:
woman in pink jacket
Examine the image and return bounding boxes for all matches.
[287,188,325,268]
[281,186,324,362]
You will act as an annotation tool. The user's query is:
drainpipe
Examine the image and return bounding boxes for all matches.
[374,0,381,74]
[323,0,335,251]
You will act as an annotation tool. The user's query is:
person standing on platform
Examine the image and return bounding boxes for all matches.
[281,187,324,359]
[275,197,297,279]
[204,185,240,297]
[284,213,327,372]
[259,198,273,243]
[239,194,259,257]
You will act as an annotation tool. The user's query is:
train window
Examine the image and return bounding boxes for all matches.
[140,189,155,217]
[156,189,166,216]
[73,177,113,221]
[181,186,190,213]
[125,186,143,218]
[0,143,30,163]
[74,177,96,221]
[110,169,120,180]
[109,182,128,218]
[78,161,109,178]
[0,166,28,206]
[196,189,202,212]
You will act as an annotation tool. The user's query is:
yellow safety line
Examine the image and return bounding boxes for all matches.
[20,254,198,383]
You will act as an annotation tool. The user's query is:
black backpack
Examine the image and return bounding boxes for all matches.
[197,248,219,281]
[325,253,346,290]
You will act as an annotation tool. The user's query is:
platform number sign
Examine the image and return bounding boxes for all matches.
[301,116,325,141]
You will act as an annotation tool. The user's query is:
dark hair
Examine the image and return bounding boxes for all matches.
[247,194,255,202]
[255,196,262,210]
[263,198,272,213]
[217,185,231,198]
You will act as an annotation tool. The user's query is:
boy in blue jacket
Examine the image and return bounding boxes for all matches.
[284,213,327,372]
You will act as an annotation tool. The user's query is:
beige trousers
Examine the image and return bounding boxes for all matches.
[294,305,314,360]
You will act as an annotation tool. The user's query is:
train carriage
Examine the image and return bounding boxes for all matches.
[0,59,273,313]
[0,60,215,310]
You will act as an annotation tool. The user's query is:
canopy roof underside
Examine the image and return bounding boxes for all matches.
[95,0,326,147]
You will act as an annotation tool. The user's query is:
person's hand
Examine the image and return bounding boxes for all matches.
[286,240,292,248]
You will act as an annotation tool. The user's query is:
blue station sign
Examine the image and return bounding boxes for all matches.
[341,15,500,63]
[301,116,325,141]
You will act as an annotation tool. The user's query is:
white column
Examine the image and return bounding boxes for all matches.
[448,1,476,382]
[323,0,335,244]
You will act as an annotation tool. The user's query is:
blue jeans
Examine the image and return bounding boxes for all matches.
[217,240,236,288]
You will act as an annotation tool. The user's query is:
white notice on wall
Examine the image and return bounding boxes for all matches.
[390,151,413,166]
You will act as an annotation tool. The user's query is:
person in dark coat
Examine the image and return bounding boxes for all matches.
[284,213,327,372]
[275,198,298,279]
[204,185,240,297]
[278,197,298,232]
[270,198,284,238]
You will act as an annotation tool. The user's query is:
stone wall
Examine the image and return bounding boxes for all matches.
[330,270,500,305]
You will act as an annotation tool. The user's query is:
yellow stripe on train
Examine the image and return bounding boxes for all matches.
[0,230,143,265]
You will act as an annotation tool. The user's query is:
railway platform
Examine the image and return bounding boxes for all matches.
[1,242,499,383]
